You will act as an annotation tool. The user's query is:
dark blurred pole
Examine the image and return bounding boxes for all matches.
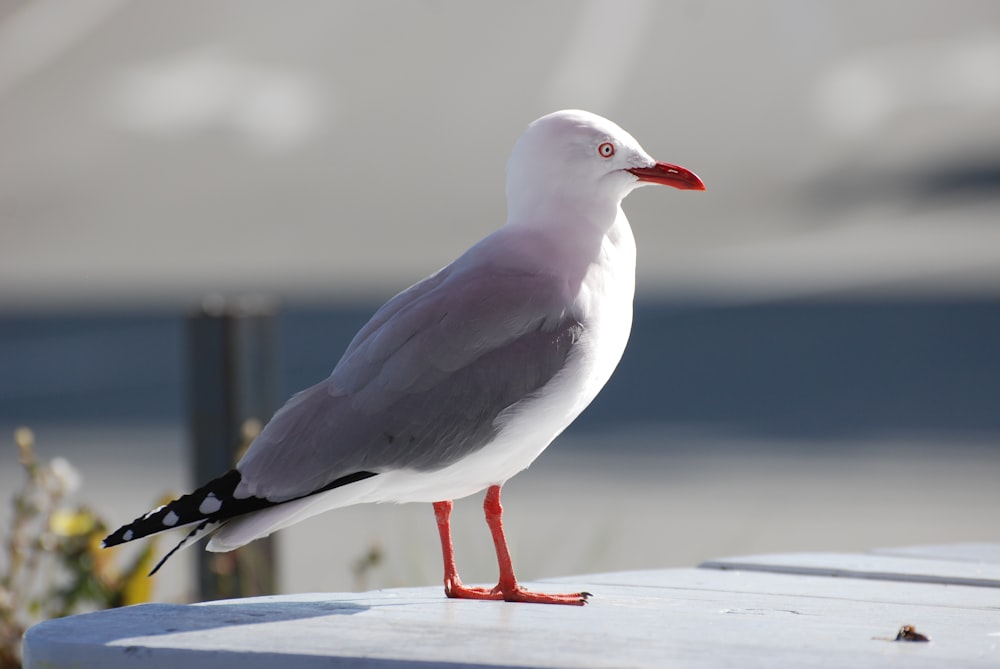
[187,297,280,600]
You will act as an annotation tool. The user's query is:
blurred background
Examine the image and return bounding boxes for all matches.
[1,0,999,604]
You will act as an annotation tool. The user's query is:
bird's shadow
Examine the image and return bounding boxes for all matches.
[30,597,368,644]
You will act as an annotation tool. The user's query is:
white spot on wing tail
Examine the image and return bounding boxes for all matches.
[162,510,179,526]
[198,492,222,515]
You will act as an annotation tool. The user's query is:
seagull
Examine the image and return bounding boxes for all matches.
[103,109,705,605]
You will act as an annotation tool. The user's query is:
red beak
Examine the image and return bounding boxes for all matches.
[627,162,705,191]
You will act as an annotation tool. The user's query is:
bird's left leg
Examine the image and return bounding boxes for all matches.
[480,485,590,605]
[432,499,499,599]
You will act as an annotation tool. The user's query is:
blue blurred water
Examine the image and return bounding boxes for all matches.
[2,298,999,443]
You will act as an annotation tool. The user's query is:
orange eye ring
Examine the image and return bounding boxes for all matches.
[597,142,615,158]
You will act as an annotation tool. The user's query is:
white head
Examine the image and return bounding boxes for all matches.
[505,109,704,227]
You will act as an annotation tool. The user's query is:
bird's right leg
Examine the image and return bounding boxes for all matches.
[432,500,500,599]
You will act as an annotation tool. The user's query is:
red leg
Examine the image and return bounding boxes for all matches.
[432,488,590,605]
[432,499,497,599]
[481,485,590,605]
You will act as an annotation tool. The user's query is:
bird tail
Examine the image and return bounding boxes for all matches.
[101,469,273,575]
[102,468,379,575]
[103,470,246,548]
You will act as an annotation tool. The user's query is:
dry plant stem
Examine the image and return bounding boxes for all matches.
[3,430,156,668]
[10,459,65,622]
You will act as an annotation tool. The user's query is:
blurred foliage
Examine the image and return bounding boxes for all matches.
[0,428,162,669]
[350,541,384,593]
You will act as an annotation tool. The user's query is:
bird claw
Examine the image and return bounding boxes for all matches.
[501,586,590,606]
[444,581,590,606]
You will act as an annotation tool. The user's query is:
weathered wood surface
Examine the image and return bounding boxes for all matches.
[23,545,1000,668]
[700,543,1000,588]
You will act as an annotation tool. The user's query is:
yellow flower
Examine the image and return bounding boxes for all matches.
[49,508,98,537]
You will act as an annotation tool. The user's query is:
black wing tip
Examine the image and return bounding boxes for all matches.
[101,530,126,549]
[100,469,243,550]
[102,469,380,555]
[139,471,378,576]
[103,517,154,548]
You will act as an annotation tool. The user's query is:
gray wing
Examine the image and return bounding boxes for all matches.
[236,264,583,501]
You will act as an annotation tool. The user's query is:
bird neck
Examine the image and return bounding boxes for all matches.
[505,191,622,238]
[498,198,634,299]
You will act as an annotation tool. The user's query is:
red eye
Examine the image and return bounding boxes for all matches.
[598,142,615,158]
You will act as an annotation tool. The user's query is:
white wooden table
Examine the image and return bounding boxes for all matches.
[23,544,1000,668]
